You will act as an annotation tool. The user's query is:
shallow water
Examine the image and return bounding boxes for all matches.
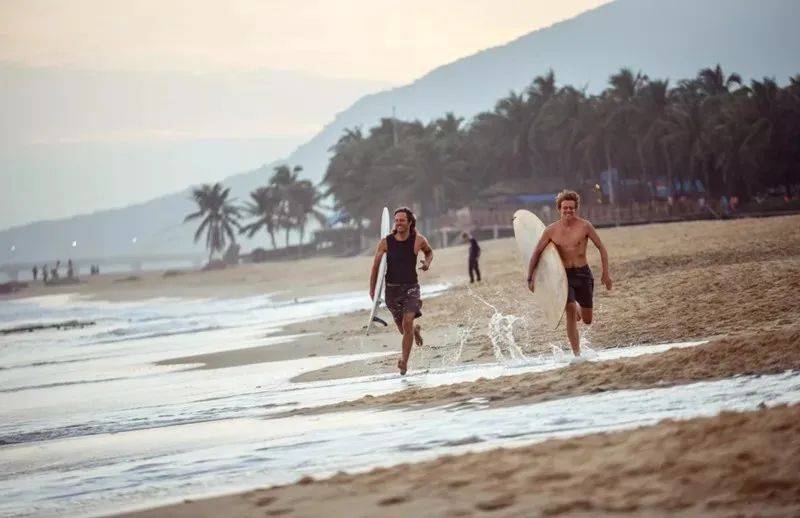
[1,290,796,517]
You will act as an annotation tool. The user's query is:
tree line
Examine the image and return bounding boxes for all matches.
[187,64,800,260]
[184,165,326,262]
[324,65,800,228]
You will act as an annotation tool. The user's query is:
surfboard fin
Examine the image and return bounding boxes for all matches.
[372,316,388,327]
[554,310,566,330]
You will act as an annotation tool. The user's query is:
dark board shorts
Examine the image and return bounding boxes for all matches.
[385,283,423,325]
[566,265,594,309]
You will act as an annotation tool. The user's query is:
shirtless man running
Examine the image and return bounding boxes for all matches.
[527,190,612,357]
[370,207,434,375]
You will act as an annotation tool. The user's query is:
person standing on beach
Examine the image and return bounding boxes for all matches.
[32,266,38,281]
[369,207,434,375]
[461,231,482,283]
[527,190,613,358]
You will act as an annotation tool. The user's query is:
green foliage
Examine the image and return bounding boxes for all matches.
[325,65,800,220]
[184,183,241,262]
[239,165,327,254]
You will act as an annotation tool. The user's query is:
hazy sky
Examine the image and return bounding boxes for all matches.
[1,0,610,83]
[1,0,611,229]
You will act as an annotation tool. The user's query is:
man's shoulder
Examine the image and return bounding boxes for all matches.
[545,221,561,233]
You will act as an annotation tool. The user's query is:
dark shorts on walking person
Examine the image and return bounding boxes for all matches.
[566,265,593,309]
[385,283,422,326]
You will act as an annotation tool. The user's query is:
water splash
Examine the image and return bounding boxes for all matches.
[439,325,472,366]
[468,288,538,366]
[468,287,599,367]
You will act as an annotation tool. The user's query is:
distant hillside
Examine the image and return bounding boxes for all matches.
[3,0,799,263]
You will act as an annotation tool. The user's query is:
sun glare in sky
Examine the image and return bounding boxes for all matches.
[0,0,611,82]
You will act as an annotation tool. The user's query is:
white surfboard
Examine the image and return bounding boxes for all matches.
[513,209,568,329]
[366,207,391,334]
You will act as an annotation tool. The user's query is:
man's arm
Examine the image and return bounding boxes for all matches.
[527,227,552,291]
[417,235,433,271]
[369,239,387,299]
[587,223,613,290]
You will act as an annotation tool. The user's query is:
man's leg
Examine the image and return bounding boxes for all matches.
[468,259,475,283]
[413,322,423,346]
[565,302,581,356]
[399,312,416,375]
[474,259,481,282]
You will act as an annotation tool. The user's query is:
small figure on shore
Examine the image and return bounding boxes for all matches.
[461,231,482,283]
[32,265,38,281]
[67,259,74,279]
[42,265,49,283]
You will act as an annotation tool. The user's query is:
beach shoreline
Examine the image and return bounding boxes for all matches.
[119,403,800,518]
[6,215,800,517]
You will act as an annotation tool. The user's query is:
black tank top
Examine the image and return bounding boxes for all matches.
[385,233,418,284]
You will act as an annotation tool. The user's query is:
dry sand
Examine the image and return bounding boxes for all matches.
[121,403,800,518]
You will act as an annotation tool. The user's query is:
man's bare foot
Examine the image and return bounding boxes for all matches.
[397,358,407,375]
[413,324,424,346]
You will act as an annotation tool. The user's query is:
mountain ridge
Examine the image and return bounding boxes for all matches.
[3,0,798,262]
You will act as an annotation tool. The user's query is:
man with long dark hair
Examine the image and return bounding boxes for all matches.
[369,207,434,375]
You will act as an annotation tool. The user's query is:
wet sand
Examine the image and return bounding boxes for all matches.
[151,215,800,381]
[284,328,800,416]
[121,403,800,518]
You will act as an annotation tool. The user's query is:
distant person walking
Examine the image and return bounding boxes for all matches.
[461,231,482,283]
[67,259,74,279]
[369,207,434,375]
[32,266,38,281]
[42,265,49,283]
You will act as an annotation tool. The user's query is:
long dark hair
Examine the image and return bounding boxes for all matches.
[392,206,416,238]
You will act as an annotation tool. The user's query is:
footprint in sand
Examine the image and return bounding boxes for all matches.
[378,494,410,506]
[475,493,516,511]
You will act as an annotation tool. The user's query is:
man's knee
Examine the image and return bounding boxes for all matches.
[402,314,415,333]
[582,309,593,325]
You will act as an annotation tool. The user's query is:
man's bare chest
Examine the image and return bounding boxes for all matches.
[552,227,587,249]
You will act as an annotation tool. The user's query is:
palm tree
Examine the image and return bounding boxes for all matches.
[321,66,800,220]
[184,183,240,264]
[269,165,302,246]
[492,90,533,177]
[240,186,281,249]
[286,180,328,254]
[264,164,330,251]
[697,64,742,97]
